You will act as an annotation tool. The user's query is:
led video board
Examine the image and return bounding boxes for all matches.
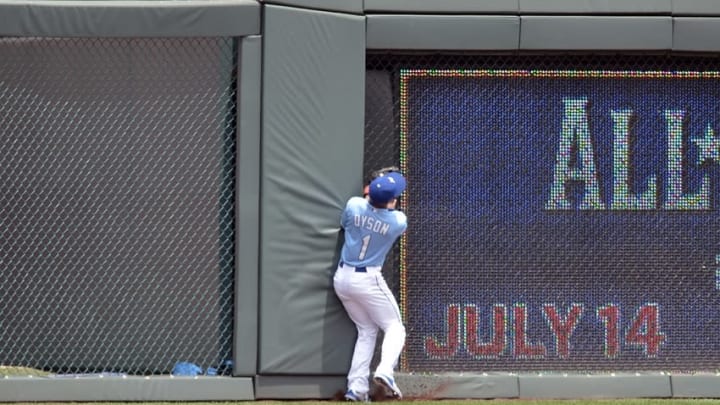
[400,69,720,371]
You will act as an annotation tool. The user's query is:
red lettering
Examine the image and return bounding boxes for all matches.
[543,303,583,358]
[597,304,620,358]
[513,304,546,358]
[466,304,506,358]
[626,303,666,357]
[424,304,461,358]
[422,302,667,361]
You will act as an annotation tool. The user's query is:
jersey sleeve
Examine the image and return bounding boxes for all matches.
[394,211,408,234]
[341,197,366,229]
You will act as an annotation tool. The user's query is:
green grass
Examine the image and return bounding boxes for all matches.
[331,399,719,405]
[281,401,719,405]
[0,366,51,377]
[229,398,720,405]
[7,401,720,405]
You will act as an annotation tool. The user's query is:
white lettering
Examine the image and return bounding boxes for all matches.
[545,98,605,210]
[545,100,713,211]
[353,215,390,235]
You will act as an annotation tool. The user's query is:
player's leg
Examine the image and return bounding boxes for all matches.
[362,274,405,398]
[345,307,379,399]
[334,272,380,400]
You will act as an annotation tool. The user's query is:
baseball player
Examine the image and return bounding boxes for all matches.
[334,171,407,402]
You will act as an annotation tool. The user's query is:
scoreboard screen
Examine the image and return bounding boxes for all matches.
[399,69,720,371]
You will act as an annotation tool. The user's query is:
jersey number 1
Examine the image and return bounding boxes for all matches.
[358,235,371,260]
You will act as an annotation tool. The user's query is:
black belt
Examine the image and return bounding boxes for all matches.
[340,261,367,273]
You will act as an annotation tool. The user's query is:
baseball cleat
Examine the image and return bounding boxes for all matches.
[344,389,369,402]
[373,373,402,399]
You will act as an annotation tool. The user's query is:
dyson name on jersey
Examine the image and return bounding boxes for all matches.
[354,215,390,235]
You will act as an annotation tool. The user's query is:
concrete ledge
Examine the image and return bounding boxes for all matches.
[519,374,672,399]
[367,15,519,50]
[255,373,518,399]
[399,373,518,399]
[0,376,254,402]
[254,375,346,399]
[671,374,720,397]
[8,373,710,401]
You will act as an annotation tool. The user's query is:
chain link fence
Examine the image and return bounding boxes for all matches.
[0,37,236,376]
[366,52,720,373]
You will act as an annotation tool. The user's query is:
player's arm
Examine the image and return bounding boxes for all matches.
[341,197,364,229]
[341,207,351,229]
[394,211,408,235]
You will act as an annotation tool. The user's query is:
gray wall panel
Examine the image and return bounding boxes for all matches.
[673,0,720,16]
[520,16,672,50]
[0,377,254,401]
[255,373,720,400]
[234,35,262,377]
[367,15,519,50]
[364,0,518,13]
[262,0,362,14]
[255,375,347,399]
[519,374,672,399]
[0,0,260,37]
[260,5,365,374]
[254,373,519,399]
[673,17,720,52]
[671,375,720,397]
[399,373,519,399]
[520,0,671,14]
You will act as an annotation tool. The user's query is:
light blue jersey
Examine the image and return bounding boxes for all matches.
[340,196,407,267]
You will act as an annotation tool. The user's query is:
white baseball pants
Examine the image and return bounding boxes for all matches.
[333,262,406,396]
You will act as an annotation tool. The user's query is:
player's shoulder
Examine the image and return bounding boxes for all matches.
[391,209,407,224]
[346,196,367,206]
[345,196,369,210]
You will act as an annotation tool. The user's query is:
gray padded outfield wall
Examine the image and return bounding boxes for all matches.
[364,0,518,13]
[0,0,259,37]
[520,16,672,50]
[262,0,363,14]
[366,15,519,50]
[5,0,720,401]
[673,0,720,15]
[674,18,720,52]
[234,34,262,377]
[263,0,520,14]
[518,0,671,14]
[260,4,365,375]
